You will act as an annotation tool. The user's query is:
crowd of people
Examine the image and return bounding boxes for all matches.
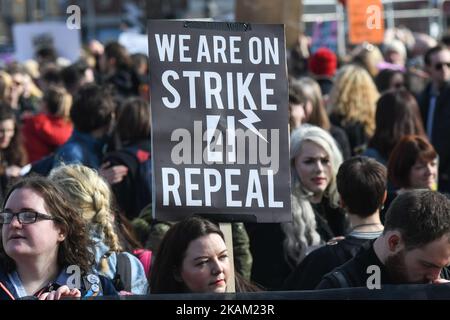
[1,24,450,299]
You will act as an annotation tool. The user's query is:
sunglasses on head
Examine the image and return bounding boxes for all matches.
[434,62,450,71]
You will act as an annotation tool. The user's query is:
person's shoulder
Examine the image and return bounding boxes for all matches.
[104,148,138,168]
[329,125,346,137]
[315,240,373,289]
[56,137,83,157]
[98,274,119,296]
[118,251,144,268]
[304,239,355,271]
[0,266,10,284]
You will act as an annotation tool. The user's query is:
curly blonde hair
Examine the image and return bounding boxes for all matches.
[328,64,379,137]
[49,164,122,272]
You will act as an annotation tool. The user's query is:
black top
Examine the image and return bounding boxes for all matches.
[316,240,450,289]
[246,222,292,291]
[283,236,370,290]
[312,199,349,239]
[417,82,450,193]
[329,113,369,156]
[103,139,151,219]
[329,125,351,160]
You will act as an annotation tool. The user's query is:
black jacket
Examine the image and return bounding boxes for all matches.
[246,198,348,290]
[103,139,151,219]
[316,240,450,289]
[329,113,369,156]
[283,236,370,290]
[418,82,450,193]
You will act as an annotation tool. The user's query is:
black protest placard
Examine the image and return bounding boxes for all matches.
[148,20,291,222]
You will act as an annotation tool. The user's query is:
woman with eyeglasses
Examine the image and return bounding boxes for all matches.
[0,176,118,299]
[0,103,27,203]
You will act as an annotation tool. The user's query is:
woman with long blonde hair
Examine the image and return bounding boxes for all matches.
[49,164,148,294]
[248,125,347,290]
[328,64,379,155]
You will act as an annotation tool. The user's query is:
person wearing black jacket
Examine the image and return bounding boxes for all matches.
[284,156,386,290]
[417,45,450,193]
[102,98,151,220]
[317,190,450,289]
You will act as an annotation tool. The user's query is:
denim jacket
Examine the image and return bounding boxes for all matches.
[0,265,117,300]
[90,227,149,295]
[54,130,106,169]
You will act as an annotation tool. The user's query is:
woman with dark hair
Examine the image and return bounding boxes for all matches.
[374,69,405,93]
[0,103,27,202]
[363,89,426,166]
[150,215,260,294]
[383,135,438,222]
[388,135,438,191]
[0,176,117,299]
[99,42,140,97]
[102,97,151,220]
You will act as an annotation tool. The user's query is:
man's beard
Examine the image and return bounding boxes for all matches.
[385,250,426,284]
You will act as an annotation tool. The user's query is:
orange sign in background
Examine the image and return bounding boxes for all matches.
[347,0,385,44]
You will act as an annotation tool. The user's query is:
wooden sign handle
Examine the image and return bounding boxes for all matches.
[219,222,235,293]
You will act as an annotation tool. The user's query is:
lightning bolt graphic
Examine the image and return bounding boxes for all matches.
[238,109,268,143]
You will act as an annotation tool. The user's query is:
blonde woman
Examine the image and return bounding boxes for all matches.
[350,42,384,78]
[49,164,148,294]
[328,64,379,155]
[248,125,347,290]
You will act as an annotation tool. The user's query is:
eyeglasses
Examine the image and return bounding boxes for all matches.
[434,62,450,71]
[0,211,55,224]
